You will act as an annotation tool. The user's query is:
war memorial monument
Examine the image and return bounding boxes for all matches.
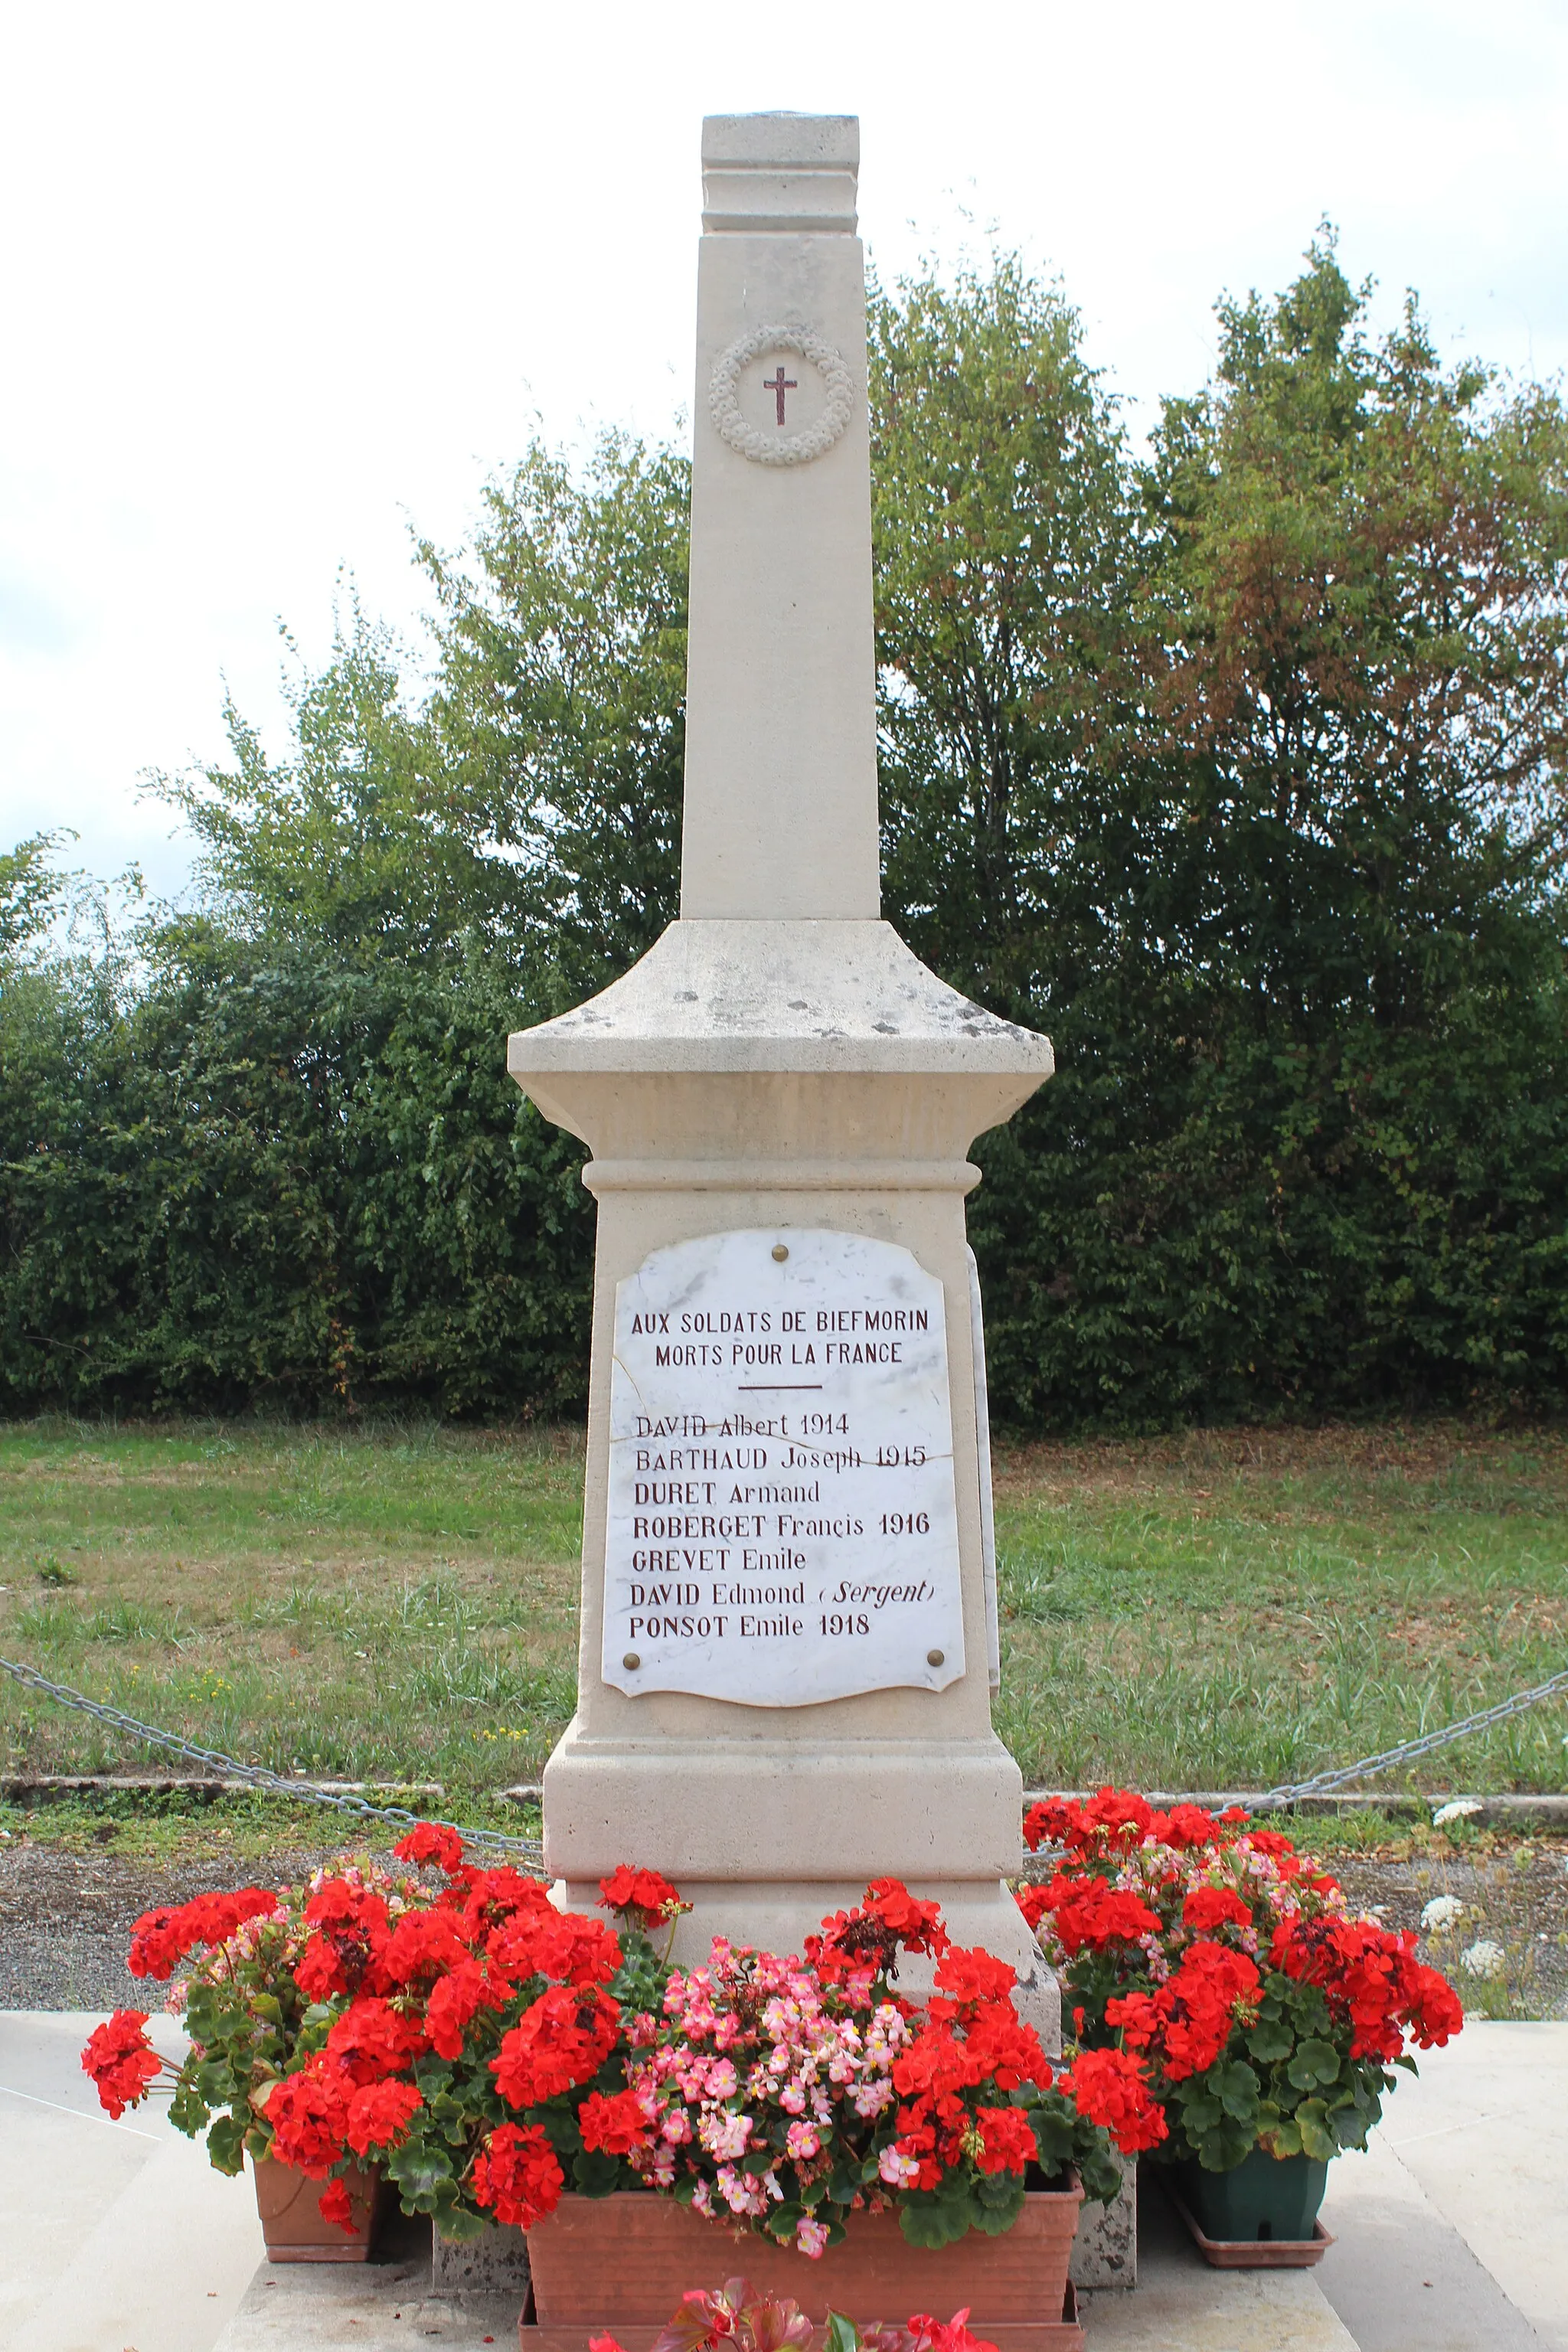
[507,111,1057,2014]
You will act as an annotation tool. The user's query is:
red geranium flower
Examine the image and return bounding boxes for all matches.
[454,1867,555,1940]
[973,2105,1037,2175]
[126,1887,276,1979]
[864,1879,950,1955]
[266,2066,351,2177]
[316,2178,358,2233]
[1162,1804,1221,1851]
[1033,1874,1161,1955]
[424,1956,514,2061]
[904,2314,1001,2352]
[1013,1883,1052,1936]
[296,1879,393,2000]
[1107,1940,1260,2081]
[491,1984,620,2106]
[394,1823,466,1874]
[492,1908,622,1991]
[345,2078,424,2158]
[596,1867,688,1926]
[81,2010,162,2118]
[472,2122,564,2228]
[579,2086,651,2156]
[323,1998,429,2084]
[1063,2047,1168,2154]
[931,1945,1017,2009]
[1181,1886,1253,1936]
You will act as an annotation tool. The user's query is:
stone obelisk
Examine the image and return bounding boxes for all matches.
[508,113,1055,2001]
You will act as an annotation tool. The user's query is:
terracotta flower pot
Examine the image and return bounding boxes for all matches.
[524,2183,1083,2346]
[252,2155,384,2262]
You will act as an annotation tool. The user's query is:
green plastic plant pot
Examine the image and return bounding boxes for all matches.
[1178,2149,1330,2243]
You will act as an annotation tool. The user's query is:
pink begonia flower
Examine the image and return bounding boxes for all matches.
[785,2120,821,2160]
[705,2059,739,2099]
[698,2108,753,2162]
[796,2218,831,2258]
[879,2145,922,2186]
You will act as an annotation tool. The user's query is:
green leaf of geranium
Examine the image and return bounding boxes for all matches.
[387,2138,454,2209]
[204,2112,247,2177]
[897,2180,981,2249]
[434,2208,485,2244]
[570,2148,622,2198]
[1214,2063,1261,2123]
[168,2080,211,2138]
[1246,2018,1293,2063]
[1295,2099,1337,2162]
[1287,2039,1341,2091]
[969,2176,1027,2233]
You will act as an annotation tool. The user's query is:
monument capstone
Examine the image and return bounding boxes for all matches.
[508,111,1057,2011]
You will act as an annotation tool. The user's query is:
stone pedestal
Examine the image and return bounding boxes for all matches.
[508,116,1054,2019]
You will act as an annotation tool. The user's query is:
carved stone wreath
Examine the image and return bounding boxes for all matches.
[709,323,855,466]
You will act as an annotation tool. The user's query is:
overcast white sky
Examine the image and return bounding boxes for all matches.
[2,0,1564,898]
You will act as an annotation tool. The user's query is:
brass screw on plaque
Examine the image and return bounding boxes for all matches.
[623,1651,641,1670]
[927,1649,944,1668]
[772,1243,789,1261]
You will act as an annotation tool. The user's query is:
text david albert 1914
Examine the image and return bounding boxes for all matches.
[603,1229,965,1705]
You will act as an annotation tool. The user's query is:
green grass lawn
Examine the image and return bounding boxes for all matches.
[2,1417,1565,1808]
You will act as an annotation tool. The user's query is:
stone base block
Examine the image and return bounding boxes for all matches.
[430,2220,530,2298]
[1068,2159,1136,2291]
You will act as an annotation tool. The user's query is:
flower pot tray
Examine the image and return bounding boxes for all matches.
[518,2283,1083,2352]
[1165,2182,1334,2269]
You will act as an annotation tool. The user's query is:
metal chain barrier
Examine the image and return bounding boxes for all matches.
[5,1648,1566,1844]
[1255,1664,1568,1809]
[0,1655,544,1863]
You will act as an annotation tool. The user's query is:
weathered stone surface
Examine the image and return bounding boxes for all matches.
[430,2218,530,2298]
[1070,2160,1138,2291]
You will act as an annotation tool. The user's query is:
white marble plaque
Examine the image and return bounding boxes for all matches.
[603,1228,965,1706]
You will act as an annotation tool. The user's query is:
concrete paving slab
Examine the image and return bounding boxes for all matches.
[0,2011,263,2352]
[1318,2129,1543,2350]
[1078,2184,1358,2351]
[0,2084,152,2345]
[1374,2022,1568,2352]
[213,2251,518,2351]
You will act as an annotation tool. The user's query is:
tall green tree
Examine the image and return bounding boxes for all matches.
[422,431,690,1003]
[0,831,71,964]
[948,240,1568,1422]
[869,255,1141,1020]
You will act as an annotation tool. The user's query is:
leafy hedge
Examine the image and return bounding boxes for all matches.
[3,243,1566,1426]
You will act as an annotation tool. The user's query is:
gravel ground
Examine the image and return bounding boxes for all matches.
[0,1839,343,2010]
[4,1834,1565,2017]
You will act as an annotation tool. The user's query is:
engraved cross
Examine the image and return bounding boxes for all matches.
[763,363,798,426]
